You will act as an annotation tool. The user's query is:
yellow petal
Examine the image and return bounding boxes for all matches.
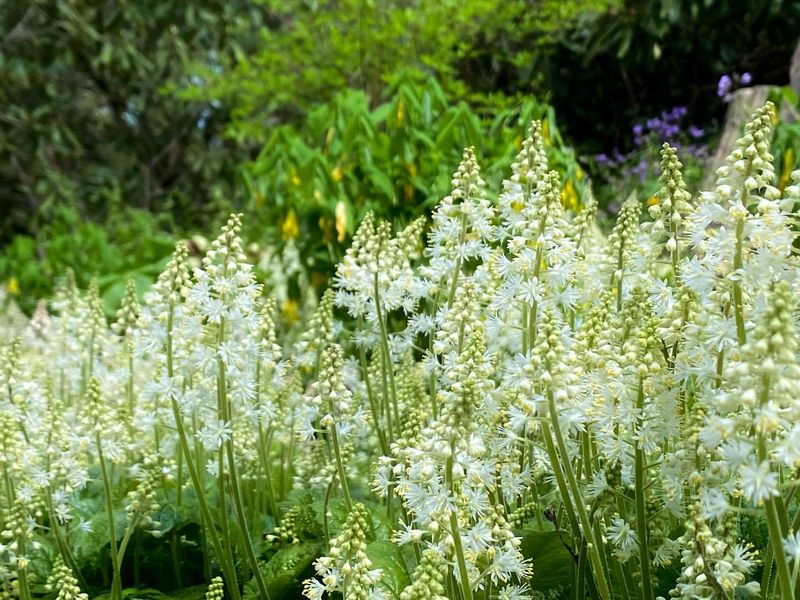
[6,277,19,296]
[281,210,300,239]
[281,298,298,324]
[335,201,347,242]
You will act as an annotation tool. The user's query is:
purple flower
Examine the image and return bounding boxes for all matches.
[688,125,704,139]
[740,72,752,85]
[668,106,688,120]
[595,153,611,167]
[629,158,649,183]
[632,123,644,136]
[717,74,732,98]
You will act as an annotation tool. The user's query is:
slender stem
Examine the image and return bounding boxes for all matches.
[634,378,654,600]
[547,391,612,600]
[164,302,240,600]
[97,434,122,600]
[373,273,398,441]
[732,218,747,346]
[217,317,271,600]
[446,445,474,600]
[758,372,793,598]
[357,320,388,455]
[328,395,353,511]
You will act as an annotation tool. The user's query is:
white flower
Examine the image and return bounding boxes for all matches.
[783,531,800,563]
[607,517,638,561]
[740,460,779,505]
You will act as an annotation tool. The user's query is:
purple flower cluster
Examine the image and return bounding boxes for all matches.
[717,72,752,102]
[594,106,709,185]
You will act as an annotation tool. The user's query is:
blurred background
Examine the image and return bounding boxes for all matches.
[2,0,800,316]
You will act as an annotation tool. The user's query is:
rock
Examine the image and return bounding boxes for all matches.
[702,85,771,190]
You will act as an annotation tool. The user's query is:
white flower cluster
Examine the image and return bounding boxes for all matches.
[3,102,800,600]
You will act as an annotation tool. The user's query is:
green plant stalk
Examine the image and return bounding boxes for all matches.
[96,433,122,600]
[373,272,398,441]
[732,217,747,346]
[357,317,388,455]
[758,372,793,599]
[445,445,474,600]
[15,540,31,600]
[670,215,680,283]
[327,397,353,511]
[546,390,612,600]
[540,421,580,538]
[216,317,272,600]
[615,242,625,313]
[527,213,548,348]
[446,213,469,310]
[634,378,654,600]
[521,304,529,354]
[257,428,281,525]
[164,302,241,600]
[3,466,30,600]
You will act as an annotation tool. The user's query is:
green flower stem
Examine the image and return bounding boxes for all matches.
[546,390,612,600]
[96,433,122,600]
[164,303,240,600]
[446,213,468,309]
[758,373,793,598]
[327,395,353,511]
[634,378,654,600]
[217,317,272,600]
[521,304,529,355]
[258,427,281,525]
[373,272,398,442]
[357,317,388,455]
[3,468,30,600]
[540,421,580,538]
[445,445,474,600]
[732,217,747,346]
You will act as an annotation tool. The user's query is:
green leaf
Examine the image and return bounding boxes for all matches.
[518,529,576,592]
[366,540,410,596]
[364,165,396,199]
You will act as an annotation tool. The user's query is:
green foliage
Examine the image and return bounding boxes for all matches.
[517,529,576,593]
[0,203,175,313]
[0,0,249,240]
[175,0,619,143]
[242,74,585,277]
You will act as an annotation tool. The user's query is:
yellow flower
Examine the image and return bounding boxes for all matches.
[646,196,660,207]
[281,210,300,239]
[560,179,578,210]
[6,277,19,296]
[290,167,301,187]
[576,166,585,181]
[779,147,795,193]
[281,298,298,324]
[331,164,343,183]
[396,99,405,125]
[335,201,347,242]
[542,119,551,147]
[319,217,334,242]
